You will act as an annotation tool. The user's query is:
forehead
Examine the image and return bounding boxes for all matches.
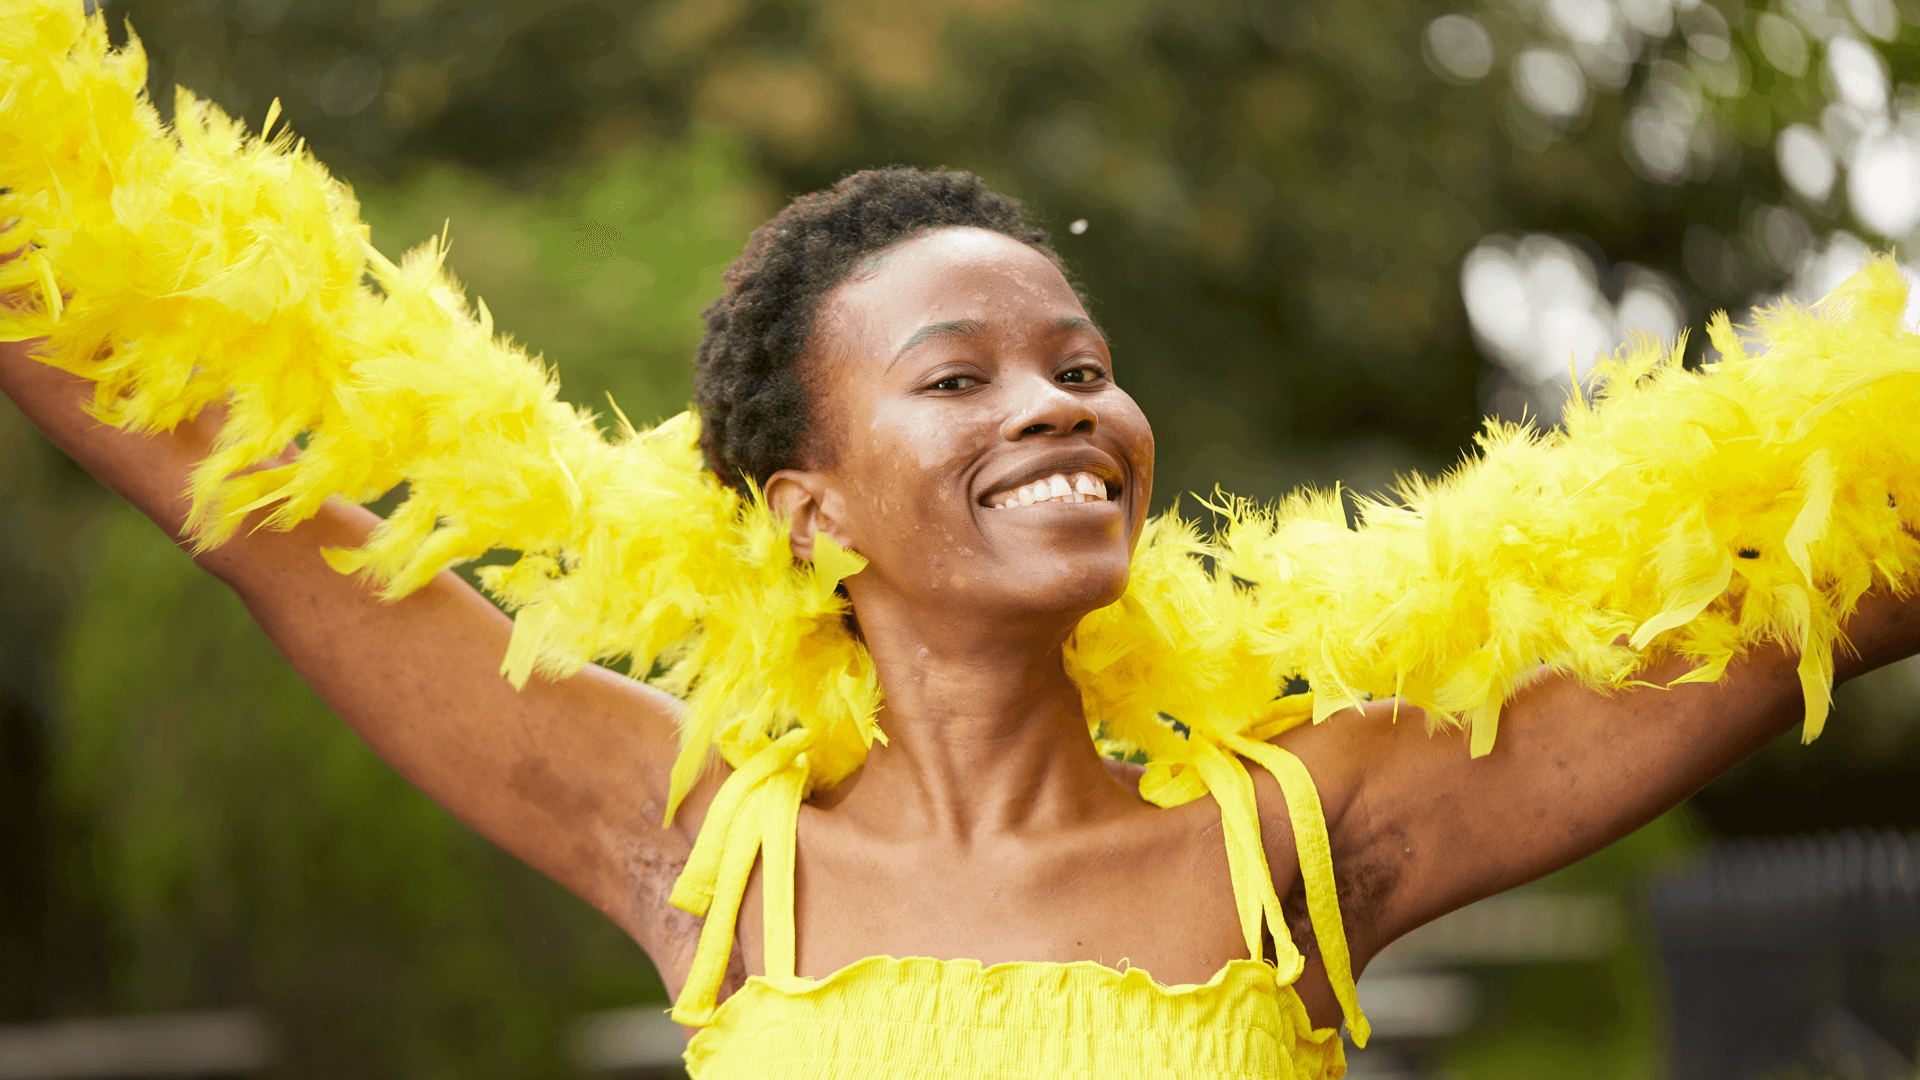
[816,227,1086,354]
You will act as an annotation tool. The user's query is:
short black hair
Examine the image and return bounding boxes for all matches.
[693,167,1069,492]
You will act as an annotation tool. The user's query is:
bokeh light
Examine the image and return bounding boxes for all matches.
[1827,35,1890,112]
[1426,14,1496,82]
[1756,12,1810,75]
[1513,46,1590,121]
[1849,135,1920,239]
[1460,0,1920,421]
[1463,234,1683,419]
[1778,122,1838,202]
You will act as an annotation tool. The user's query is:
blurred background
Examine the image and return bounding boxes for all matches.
[5,0,1920,1076]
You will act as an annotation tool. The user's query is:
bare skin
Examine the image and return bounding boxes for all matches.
[4,226,1918,1038]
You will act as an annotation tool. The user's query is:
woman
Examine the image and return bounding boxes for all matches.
[5,10,1920,1077]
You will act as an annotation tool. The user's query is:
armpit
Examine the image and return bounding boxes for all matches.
[622,844,703,987]
[1280,820,1407,965]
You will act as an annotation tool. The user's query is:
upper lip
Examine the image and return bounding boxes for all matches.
[976,449,1125,506]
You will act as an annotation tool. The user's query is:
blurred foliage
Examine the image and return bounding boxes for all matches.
[354,137,772,426]
[1461,0,1920,274]
[1445,0,1920,426]
[4,0,1919,1077]
[0,392,111,1022]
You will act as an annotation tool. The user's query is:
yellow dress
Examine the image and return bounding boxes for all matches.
[666,732,1371,1079]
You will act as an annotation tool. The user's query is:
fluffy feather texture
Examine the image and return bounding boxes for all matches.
[4,1,1918,821]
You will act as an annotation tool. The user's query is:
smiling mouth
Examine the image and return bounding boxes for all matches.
[985,471,1117,509]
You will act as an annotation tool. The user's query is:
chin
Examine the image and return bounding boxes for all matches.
[989,550,1133,620]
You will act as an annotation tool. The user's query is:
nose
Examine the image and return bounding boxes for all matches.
[1000,374,1099,441]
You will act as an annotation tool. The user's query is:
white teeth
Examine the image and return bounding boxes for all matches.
[989,471,1114,509]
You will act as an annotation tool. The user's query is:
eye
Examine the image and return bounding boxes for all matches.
[1058,363,1107,385]
[931,374,980,391]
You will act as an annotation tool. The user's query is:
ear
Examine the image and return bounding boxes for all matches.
[764,468,852,562]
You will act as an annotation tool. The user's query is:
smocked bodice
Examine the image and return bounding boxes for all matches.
[666,729,1368,1079]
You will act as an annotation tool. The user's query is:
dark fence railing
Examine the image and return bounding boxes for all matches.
[1651,830,1920,1080]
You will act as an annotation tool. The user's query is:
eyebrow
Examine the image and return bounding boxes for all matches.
[890,319,986,369]
[886,316,1106,371]
[1057,316,1106,341]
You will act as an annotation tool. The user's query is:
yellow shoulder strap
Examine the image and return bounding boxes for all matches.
[1225,732,1371,1046]
[669,780,762,1026]
[758,753,807,981]
[668,727,811,917]
[1190,738,1296,973]
[668,731,811,1025]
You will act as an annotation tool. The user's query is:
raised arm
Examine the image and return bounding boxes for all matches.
[1294,580,1920,973]
[0,4,788,992]
[0,330,713,976]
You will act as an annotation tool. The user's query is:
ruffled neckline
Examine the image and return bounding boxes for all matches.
[764,952,1293,996]
[687,951,1343,1055]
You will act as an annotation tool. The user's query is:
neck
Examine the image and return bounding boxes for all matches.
[829,592,1134,842]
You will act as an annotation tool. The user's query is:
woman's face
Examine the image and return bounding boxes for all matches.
[783,226,1154,627]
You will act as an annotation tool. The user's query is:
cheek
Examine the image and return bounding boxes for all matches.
[1107,400,1154,474]
[873,402,993,477]
[859,421,1010,592]
[861,404,992,502]
[839,413,981,544]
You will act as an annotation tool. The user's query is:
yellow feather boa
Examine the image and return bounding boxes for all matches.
[4,1,1918,821]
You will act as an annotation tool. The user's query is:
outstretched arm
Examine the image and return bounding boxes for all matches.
[1292,580,1920,974]
[0,331,716,983]
[1,4,746,988]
